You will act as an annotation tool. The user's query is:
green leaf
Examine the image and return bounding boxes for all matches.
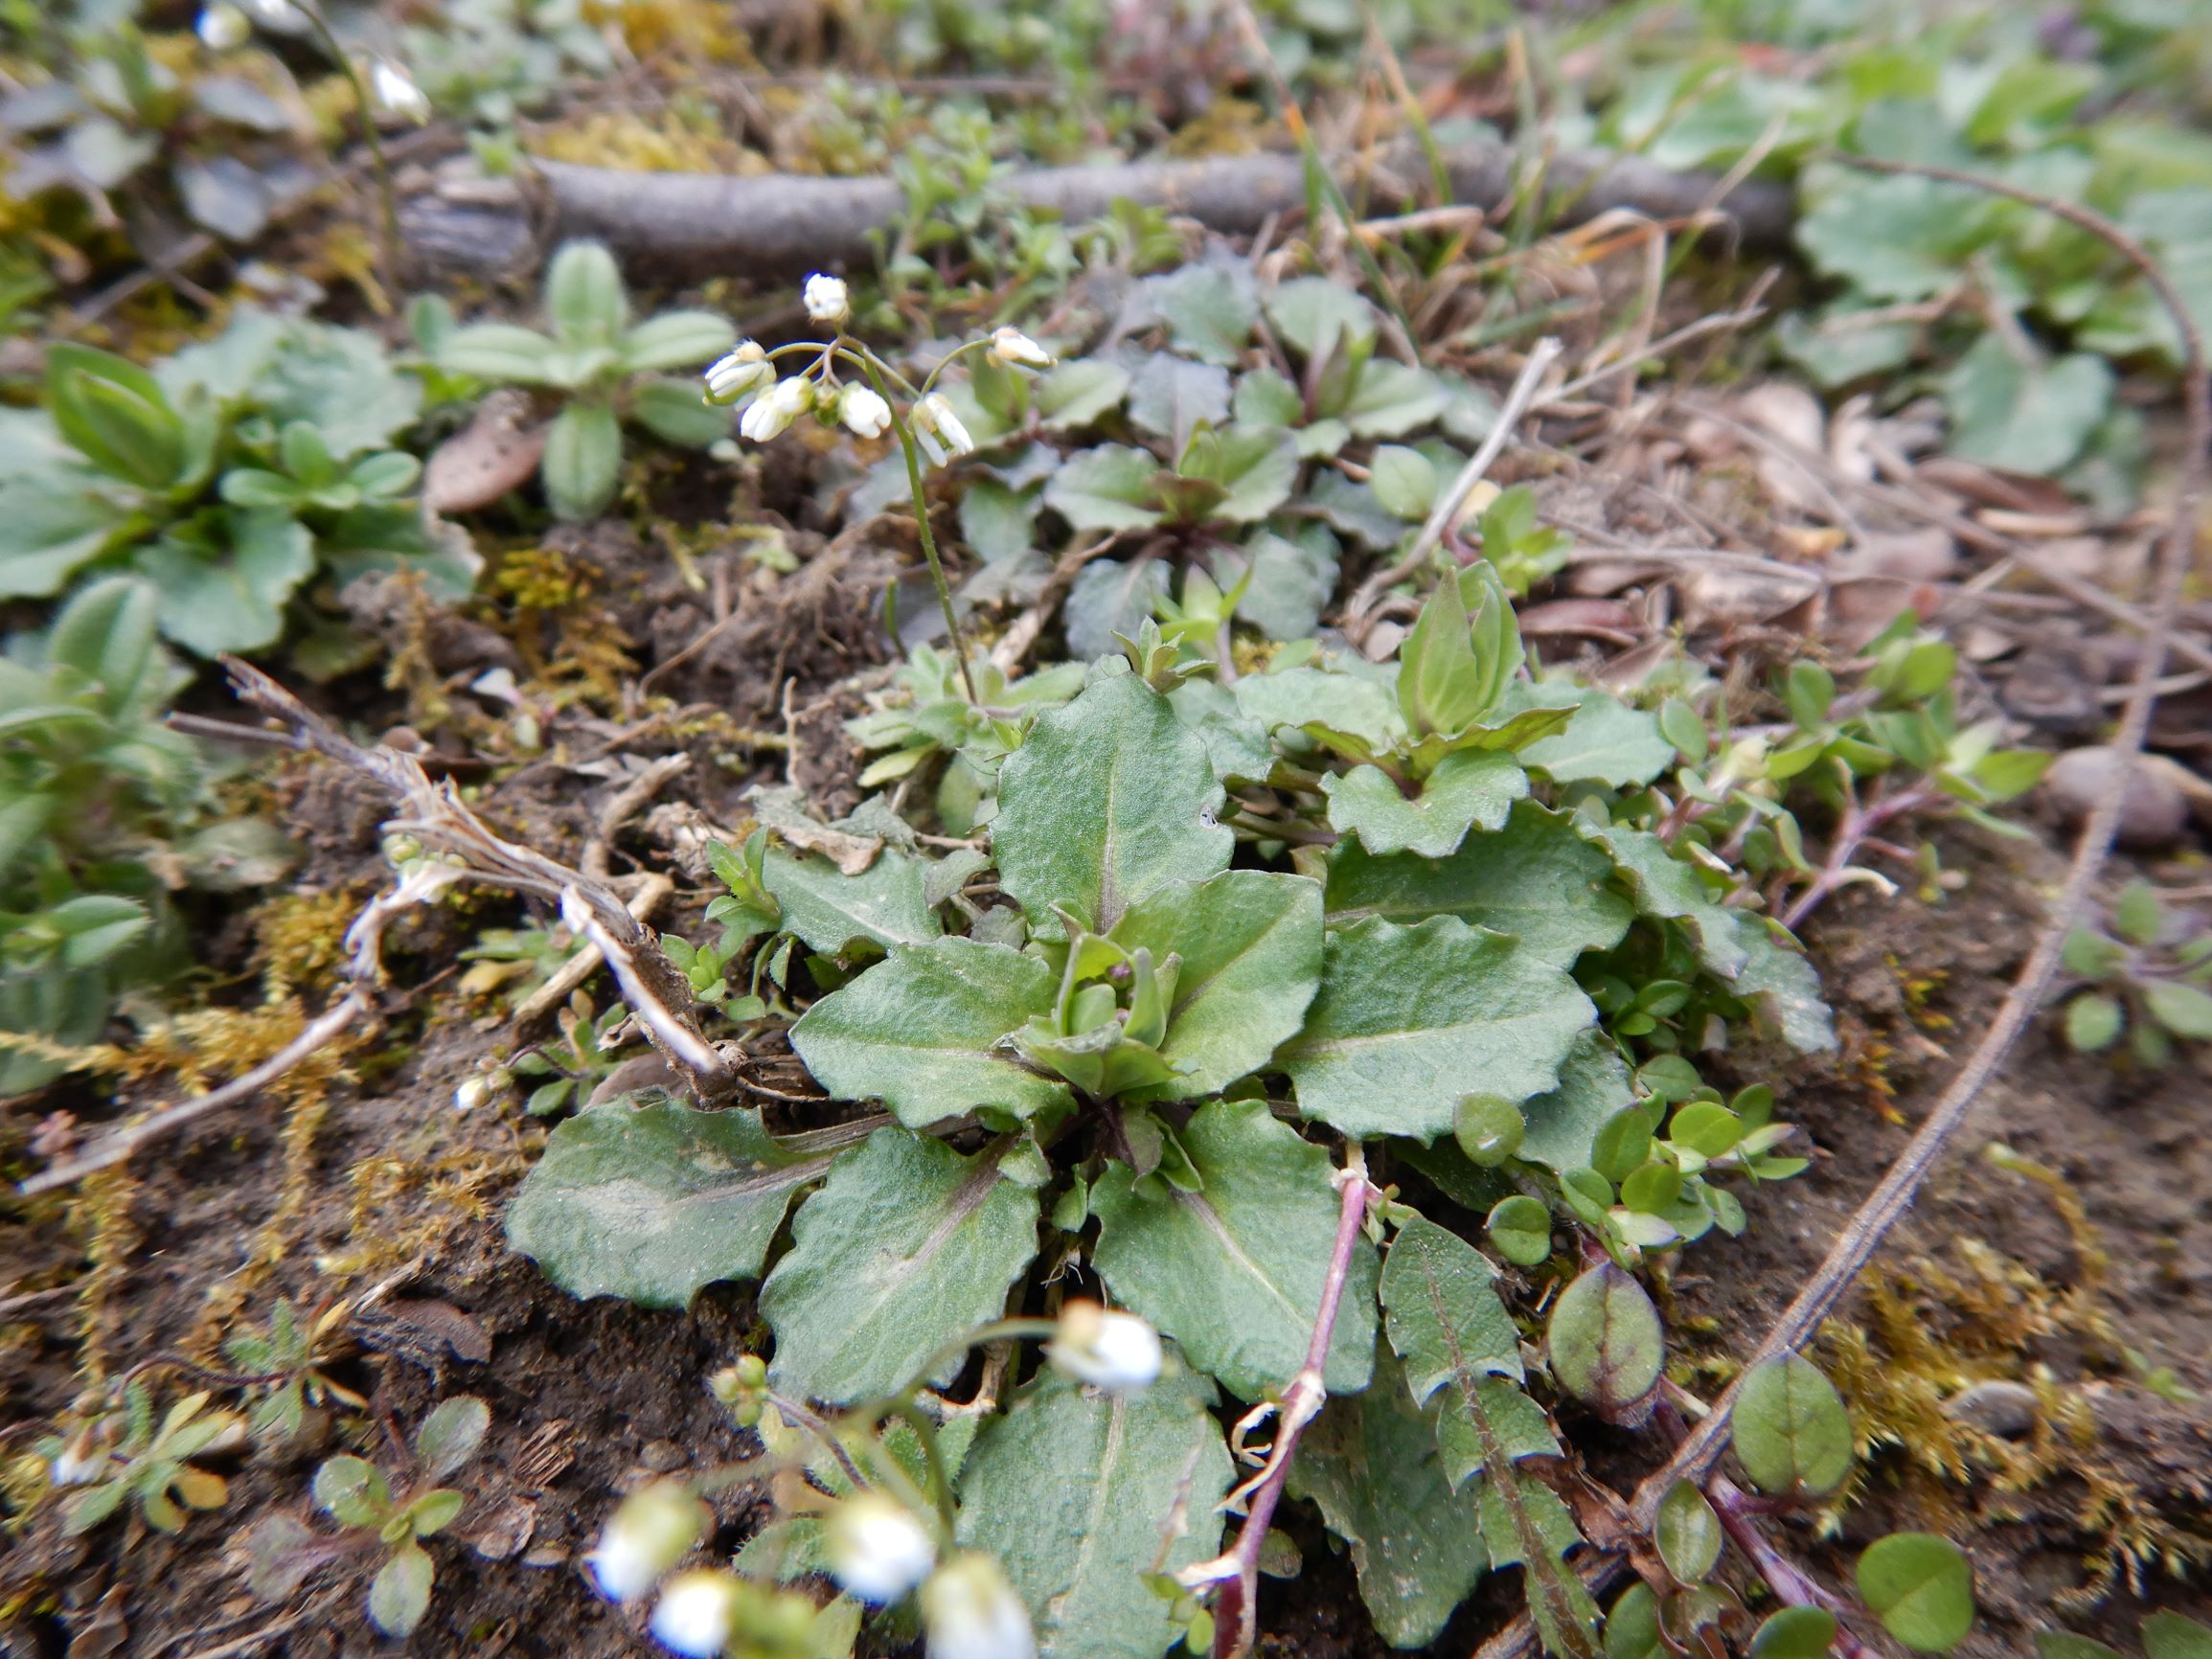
[1045,446,1166,533]
[1750,1607,1840,1658]
[1035,360,1132,431]
[46,577,162,717]
[1151,264,1258,366]
[1128,354,1232,447]
[1209,530,1337,643]
[1397,578,1488,739]
[1605,1583,1663,1659]
[546,239,629,343]
[1367,445,1438,519]
[1940,333,2113,477]
[1732,1353,1853,1497]
[618,309,736,372]
[763,846,940,955]
[1454,1096,1524,1168]
[2032,1638,2123,1659]
[2143,1613,2212,1659]
[1341,360,1447,440]
[1107,871,1323,1100]
[407,1489,466,1537]
[1282,917,1595,1142]
[1544,1262,1662,1420]
[1234,666,1402,757]
[313,1455,391,1529]
[541,400,623,520]
[789,939,1072,1129]
[1090,1098,1377,1400]
[1200,426,1297,524]
[1322,750,1527,859]
[1063,558,1170,660]
[506,1099,829,1307]
[761,1129,1040,1403]
[1795,170,1994,303]
[135,510,313,656]
[1266,278,1377,361]
[956,1366,1232,1659]
[1232,367,1304,429]
[1486,1197,1552,1267]
[1856,1534,1975,1652]
[0,479,130,600]
[413,1397,489,1483]
[631,376,731,447]
[1325,802,1631,971]
[48,344,183,489]
[1654,1481,1722,1583]
[1513,686,1674,789]
[959,479,1042,565]
[993,670,1231,936]
[2143,979,2212,1041]
[368,1541,434,1637]
[1284,1341,1485,1648]
[1380,1216,1559,1497]
[436,322,562,385]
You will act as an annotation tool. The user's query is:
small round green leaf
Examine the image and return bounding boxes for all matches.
[1657,698,1708,764]
[1546,1261,1663,1420]
[1856,1533,1974,1652]
[1619,1160,1682,1216]
[1602,1582,1662,1659]
[2142,980,2212,1041]
[1667,1102,1742,1159]
[2065,992,2124,1053]
[2113,880,2162,947]
[1732,1354,1853,1497]
[1653,1480,1722,1583]
[541,399,624,521]
[1748,1605,1838,1658]
[1485,1195,1552,1267]
[1591,1106,1653,1183]
[413,1396,490,1484]
[1455,1094,1525,1168]
[368,1539,435,1637]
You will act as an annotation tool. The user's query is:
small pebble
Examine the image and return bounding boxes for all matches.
[1943,1378,2040,1439]
[639,1439,689,1473]
[2043,745,2188,849]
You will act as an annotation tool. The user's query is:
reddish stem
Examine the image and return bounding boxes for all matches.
[1212,1150,1374,1659]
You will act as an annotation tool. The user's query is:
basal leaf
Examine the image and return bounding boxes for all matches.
[1127,354,1232,448]
[957,1366,1232,1659]
[1512,686,1674,789]
[1064,558,1170,660]
[1324,802,1634,969]
[1285,1341,1485,1648]
[1341,359,1448,440]
[1518,1031,1634,1174]
[135,510,313,656]
[1210,529,1338,644]
[1233,665,1402,757]
[762,845,940,955]
[1204,426,1298,524]
[1282,917,1596,1141]
[762,1129,1040,1403]
[1149,263,1259,367]
[790,938,1072,1129]
[1036,359,1133,431]
[993,670,1231,937]
[1940,333,2113,477]
[1321,750,1527,859]
[1108,870,1323,1100]
[1045,445,1165,533]
[506,1099,828,1307]
[1090,1098,1377,1400]
[1545,1262,1663,1420]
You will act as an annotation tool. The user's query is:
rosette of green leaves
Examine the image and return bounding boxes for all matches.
[2060,880,2212,1066]
[431,239,736,519]
[844,645,1085,801]
[1,311,454,656]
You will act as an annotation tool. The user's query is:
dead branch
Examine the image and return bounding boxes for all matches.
[400,137,1795,280]
[224,658,742,1103]
[1624,155,2209,1535]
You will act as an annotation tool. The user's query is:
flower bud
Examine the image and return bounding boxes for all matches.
[922,1553,1036,1659]
[586,1482,708,1604]
[1046,1303,1162,1394]
[196,4,250,49]
[839,385,893,440]
[650,1570,741,1658]
[915,393,975,458]
[803,273,851,327]
[371,59,431,124]
[708,1355,768,1427]
[50,1428,108,1488]
[987,327,1053,369]
[826,1494,937,1605]
[704,343,770,405]
[739,377,812,443]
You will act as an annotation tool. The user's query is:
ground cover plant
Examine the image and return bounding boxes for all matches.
[3,2,2212,1658]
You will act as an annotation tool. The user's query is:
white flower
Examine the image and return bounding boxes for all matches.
[703,342,770,405]
[988,327,1053,369]
[923,1554,1036,1659]
[196,4,250,49]
[839,385,893,441]
[51,1436,107,1488]
[371,59,431,124]
[649,1571,741,1658]
[739,377,812,442]
[915,393,974,458]
[453,1077,490,1113]
[1047,1303,1161,1393]
[238,0,304,23]
[826,1495,937,1605]
[803,273,851,327]
[586,1483,706,1603]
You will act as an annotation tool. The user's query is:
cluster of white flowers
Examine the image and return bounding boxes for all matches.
[700,276,1057,466]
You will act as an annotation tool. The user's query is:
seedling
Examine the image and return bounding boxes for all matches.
[39,1382,244,1535]
[2059,881,2212,1066]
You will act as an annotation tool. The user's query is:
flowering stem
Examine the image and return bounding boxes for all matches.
[296,1,399,281]
[1201,1146,1372,1659]
[861,356,979,705]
